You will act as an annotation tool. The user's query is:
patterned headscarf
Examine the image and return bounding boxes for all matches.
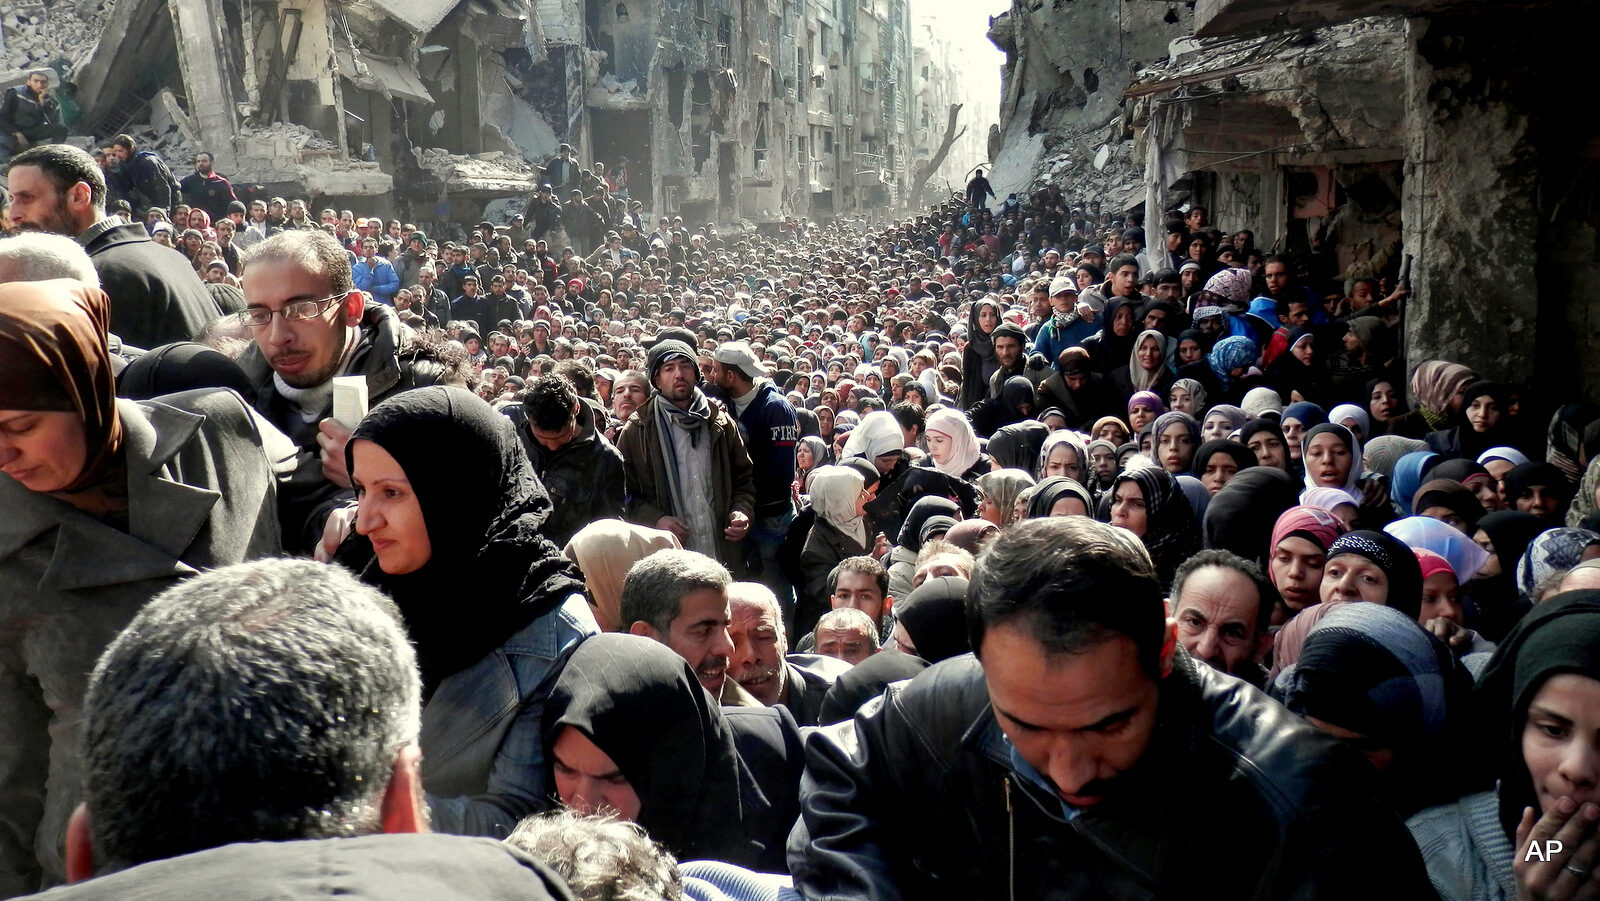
[1207,336,1257,389]
[1326,529,1425,620]
[1113,467,1200,588]
[1409,360,1475,428]
[1365,436,1428,481]
[1203,267,1253,306]
[1170,377,1208,415]
[1568,454,1600,529]
[1517,527,1600,600]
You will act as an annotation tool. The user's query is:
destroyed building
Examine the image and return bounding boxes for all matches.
[988,0,1600,398]
[1,0,993,226]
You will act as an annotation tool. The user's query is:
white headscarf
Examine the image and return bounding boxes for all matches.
[925,407,982,478]
[841,410,905,461]
[808,465,867,546]
[1328,403,1371,442]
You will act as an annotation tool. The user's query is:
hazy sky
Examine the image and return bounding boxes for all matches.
[912,0,1009,117]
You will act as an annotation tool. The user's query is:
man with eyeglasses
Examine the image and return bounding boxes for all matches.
[235,230,448,555]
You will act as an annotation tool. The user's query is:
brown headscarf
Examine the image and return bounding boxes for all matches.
[1408,360,1475,426]
[0,279,126,512]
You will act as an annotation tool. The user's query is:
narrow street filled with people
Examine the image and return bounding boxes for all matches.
[0,2,1597,896]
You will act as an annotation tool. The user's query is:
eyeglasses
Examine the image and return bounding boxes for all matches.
[239,292,345,328]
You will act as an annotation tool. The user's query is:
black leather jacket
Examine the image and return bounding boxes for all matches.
[787,652,1434,900]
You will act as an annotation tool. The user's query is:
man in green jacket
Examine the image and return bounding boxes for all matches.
[616,338,755,574]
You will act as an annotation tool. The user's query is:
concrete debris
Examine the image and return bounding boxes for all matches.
[413,146,540,193]
[592,73,639,96]
[0,0,113,73]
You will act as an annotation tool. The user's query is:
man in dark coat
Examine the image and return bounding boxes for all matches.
[235,230,450,554]
[177,152,239,222]
[108,134,179,214]
[33,558,572,901]
[788,518,1435,899]
[4,144,221,349]
[503,374,626,547]
[0,71,67,160]
[616,339,756,573]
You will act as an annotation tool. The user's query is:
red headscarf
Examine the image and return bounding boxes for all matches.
[1267,506,1348,589]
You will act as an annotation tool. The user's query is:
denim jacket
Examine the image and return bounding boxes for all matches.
[423,593,598,837]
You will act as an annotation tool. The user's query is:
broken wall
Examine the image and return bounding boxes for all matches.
[1401,12,1600,400]
[986,0,1192,203]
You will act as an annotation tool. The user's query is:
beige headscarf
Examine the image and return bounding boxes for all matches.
[564,519,682,631]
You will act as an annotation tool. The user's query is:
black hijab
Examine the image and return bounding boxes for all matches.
[1238,419,1290,470]
[1193,439,1256,478]
[117,341,255,400]
[1026,476,1094,518]
[347,386,586,697]
[895,575,973,663]
[1114,467,1200,588]
[987,420,1050,476]
[1504,462,1574,521]
[544,634,756,865]
[818,651,930,725]
[1466,511,1549,641]
[897,496,961,551]
[1474,591,1600,840]
[1202,466,1302,568]
[1325,529,1425,620]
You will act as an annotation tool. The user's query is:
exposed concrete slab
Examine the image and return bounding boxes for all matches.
[167,0,237,168]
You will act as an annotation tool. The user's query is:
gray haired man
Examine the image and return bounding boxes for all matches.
[36,559,571,900]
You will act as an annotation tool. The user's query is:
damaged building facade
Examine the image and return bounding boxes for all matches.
[1,0,993,226]
[988,0,1600,398]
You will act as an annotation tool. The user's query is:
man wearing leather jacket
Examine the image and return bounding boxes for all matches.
[787,517,1434,899]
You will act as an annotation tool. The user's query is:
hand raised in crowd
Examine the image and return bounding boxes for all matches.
[1515,798,1600,901]
[315,504,358,564]
[317,418,355,489]
[1421,616,1474,651]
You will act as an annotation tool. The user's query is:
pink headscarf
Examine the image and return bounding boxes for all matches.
[1267,506,1348,590]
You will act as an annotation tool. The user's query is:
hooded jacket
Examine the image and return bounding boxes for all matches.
[616,392,757,573]
[788,652,1434,900]
[503,398,626,547]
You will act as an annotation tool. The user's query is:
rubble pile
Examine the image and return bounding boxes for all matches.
[0,0,113,73]
[413,147,540,193]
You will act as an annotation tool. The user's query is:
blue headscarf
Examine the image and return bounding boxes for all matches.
[1281,401,1327,430]
[1392,451,1441,517]
[1207,335,1257,389]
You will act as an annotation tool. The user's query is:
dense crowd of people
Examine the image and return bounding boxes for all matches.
[1,137,1599,901]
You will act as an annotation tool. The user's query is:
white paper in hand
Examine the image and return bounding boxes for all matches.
[332,376,369,429]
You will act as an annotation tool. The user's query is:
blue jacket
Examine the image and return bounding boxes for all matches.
[734,380,799,516]
[353,257,400,305]
[1031,315,1097,369]
[424,593,598,837]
